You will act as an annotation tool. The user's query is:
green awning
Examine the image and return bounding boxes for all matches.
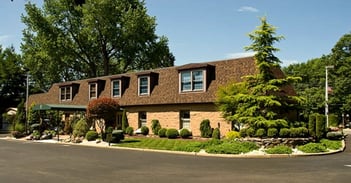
[32,104,86,111]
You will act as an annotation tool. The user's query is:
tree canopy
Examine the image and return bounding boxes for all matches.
[284,32,351,119]
[21,0,174,90]
[0,46,26,116]
[217,17,304,130]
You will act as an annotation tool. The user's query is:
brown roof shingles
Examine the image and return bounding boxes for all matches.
[28,57,260,107]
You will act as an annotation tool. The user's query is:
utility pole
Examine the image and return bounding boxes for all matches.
[325,65,334,128]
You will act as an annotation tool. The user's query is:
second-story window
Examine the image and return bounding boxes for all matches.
[180,70,204,92]
[89,83,97,99]
[60,86,72,101]
[111,80,121,97]
[138,76,149,96]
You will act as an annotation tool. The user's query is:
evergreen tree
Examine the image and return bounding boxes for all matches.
[217,17,304,130]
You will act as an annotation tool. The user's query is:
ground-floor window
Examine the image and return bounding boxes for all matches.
[138,111,147,128]
[180,110,190,129]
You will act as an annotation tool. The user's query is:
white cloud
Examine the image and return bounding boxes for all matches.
[237,6,259,13]
[226,52,256,59]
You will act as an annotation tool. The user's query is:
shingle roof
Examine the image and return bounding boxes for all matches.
[29,57,283,107]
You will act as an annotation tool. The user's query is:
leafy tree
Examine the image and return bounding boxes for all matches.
[21,0,174,90]
[87,97,119,133]
[0,46,26,117]
[217,17,304,130]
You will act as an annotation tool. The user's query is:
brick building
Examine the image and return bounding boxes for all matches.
[28,56,290,136]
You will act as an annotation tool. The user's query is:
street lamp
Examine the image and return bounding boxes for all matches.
[325,65,334,128]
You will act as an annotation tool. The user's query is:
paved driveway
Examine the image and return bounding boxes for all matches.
[0,132,350,183]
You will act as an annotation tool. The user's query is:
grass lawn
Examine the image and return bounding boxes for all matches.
[114,137,343,155]
[114,137,206,152]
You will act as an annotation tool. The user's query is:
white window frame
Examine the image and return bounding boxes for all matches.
[138,76,150,96]
[60,86,72,101]
[179,69,205,92]
[111,80,121,98]
[180,110,190,129]
[139,111,147,127]
[89,83,97,99]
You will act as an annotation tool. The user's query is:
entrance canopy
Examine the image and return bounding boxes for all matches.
[32,104,86,111]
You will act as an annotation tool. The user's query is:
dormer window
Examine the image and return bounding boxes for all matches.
[180,70,205,92]
[60,86,72,101]
[89,83,97,99]
[136,72,158,96]
[138,76,149,96]
[58,82,80,102]
[111,80,121,97]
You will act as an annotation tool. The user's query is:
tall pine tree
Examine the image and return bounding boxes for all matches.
[217,17,304,130]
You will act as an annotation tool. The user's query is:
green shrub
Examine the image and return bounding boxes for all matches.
[111,130,124,143]
[290,127,308,138]
[212,128,221,139]
[85,131,99,141]
[14,122,25,133]
[320,139,342,150]
[279,128,290,138]
[200,119,212,138]
[239,128,247,137]
[140,126,149,136]
[121,109,129,132]
[298,143,327,153]
[246,127,255,137]
[226,131,241,140]
[267,128,278,138]
[158,128,167,137]
[151,119,161,135]
[179,128,192,138]
[308,114,317,138]
[206,141,259,154]
[316,114,326,140]
[73,118,89,138]
[265,145,293,154]
[328,114,339,127]
[125,126,134,136]
[255,128,266,138]
[166,128,179,139]
[326,131,343,140]
[32,130,41,140]
[11,131,24,139]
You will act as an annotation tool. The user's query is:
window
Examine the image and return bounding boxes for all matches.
[180,70,204,92]
[180,110,190,129]
[138,112,147,127]
[60,86,72,101]
[138,76,149,96]
[111,80,121,97]
[89,83,97,99]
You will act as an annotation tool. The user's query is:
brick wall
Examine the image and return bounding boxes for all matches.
[125,103,232,137]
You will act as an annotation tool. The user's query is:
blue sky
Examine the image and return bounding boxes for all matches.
[1,0,351,66]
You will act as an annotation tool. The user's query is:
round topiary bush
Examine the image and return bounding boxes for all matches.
[166,128,179,139]
[279,128,290,138]
[85,130,99,141]
[179,128,192,138]
[140,126,149,136]
[246,127,255,137]
[267,128,278,138]
[239,128,247,137]
[255,128,266,138]
[125,126,134,136]
[226,131,241,140]
[158,128,167,137]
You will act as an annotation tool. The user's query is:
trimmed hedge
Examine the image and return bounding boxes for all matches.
[151,119,161,135]
[166,128,179,139]
[267,128,278,138]
[265,145,292,154]
[255,128,266,138]
[226,131,241,140]
[125,126,134,136]
[279,128,290,137]
[140,126,149,136]
[200,119,212,138]
[158,128,167,138]
[179,128,192,138]
[212,128,221,139]
[85,130,99,141]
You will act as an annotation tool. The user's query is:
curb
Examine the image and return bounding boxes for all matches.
[0,137,346,159]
